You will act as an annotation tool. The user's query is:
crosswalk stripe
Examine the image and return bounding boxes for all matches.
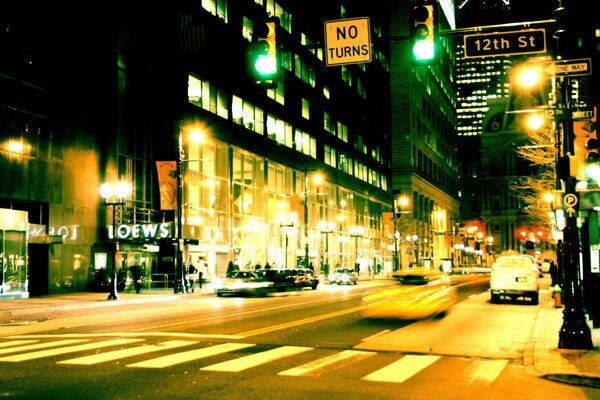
[464,359,508,385]
[127,342,256,369]
[201,346,313,372]
[57,340,197,365]
[278,350,375,376]
[0,339,143,362]
[362,354,440,383]
[0,340,39,348]
[0,339,89,356]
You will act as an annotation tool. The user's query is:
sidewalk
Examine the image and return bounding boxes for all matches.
[0,283,599,388]
[525,291,600,388]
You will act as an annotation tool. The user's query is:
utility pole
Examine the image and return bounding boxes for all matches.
[554,0,593,349]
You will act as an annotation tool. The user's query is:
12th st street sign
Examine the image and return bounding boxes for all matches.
[464,29,546,58]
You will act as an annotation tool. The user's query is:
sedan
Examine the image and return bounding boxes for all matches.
[360,270,457,320]
[213,270,276,296]
[328,267,358,285]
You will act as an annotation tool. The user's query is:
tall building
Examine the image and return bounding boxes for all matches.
[0,1,393,298]
[388,0,461,269]
[454,0,556,259]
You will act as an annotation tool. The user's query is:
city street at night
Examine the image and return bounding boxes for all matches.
[0,275,598,399]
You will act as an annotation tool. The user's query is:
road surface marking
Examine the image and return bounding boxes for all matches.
[201,346,313,372]
[57,340,196,365]
[0,339,142,362]
[362,354,440,383]
[0,340,39,348]
[0,339,89,356]
[127,342,256,369]
[464,359,508,385]
[279,349,374,376]
[236,305,369,337]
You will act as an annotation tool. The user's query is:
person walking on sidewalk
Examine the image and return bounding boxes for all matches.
[129,263,142,294]
[186,261,197,293]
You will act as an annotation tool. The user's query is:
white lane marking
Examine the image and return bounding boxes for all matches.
[0,339,89,356]
[464,359,509,385]
[362,354,440,383]
[201,346,313,372]
[361,330,391,342]
[0,340,39,348]
[278,350,375,376]
[4,332,243,340]
[127,342,256,369]
[57,340,196,365]
[0,339,143,362]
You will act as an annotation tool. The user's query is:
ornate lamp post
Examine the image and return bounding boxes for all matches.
[319,221,335,276]
[350,226,364,273]
[302,167,323,270]
[99,181,131,301]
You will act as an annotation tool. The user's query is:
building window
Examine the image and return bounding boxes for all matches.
[302,97,310,120]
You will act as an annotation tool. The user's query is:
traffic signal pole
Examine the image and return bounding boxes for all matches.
[555,1,593,350]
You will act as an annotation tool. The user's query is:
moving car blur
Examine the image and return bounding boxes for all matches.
[213,268,319,296]
[213,269,276,296]
[327,267,358,285]
[360,270,457,320]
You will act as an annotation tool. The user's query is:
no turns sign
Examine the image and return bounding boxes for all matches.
[324,17,371,66]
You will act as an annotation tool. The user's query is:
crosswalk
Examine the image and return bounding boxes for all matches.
[0,336,510,385]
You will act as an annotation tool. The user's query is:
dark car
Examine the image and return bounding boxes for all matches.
[289,268,319,290]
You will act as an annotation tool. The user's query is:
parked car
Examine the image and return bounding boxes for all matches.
[328,267,358,285]
[360,270,457,320]
[490,255,539,304]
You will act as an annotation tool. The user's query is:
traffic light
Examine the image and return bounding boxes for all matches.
[409,1,438,66]
[573,107,598,182]
[249,17,280,88]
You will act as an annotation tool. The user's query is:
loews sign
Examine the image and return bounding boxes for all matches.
[108,223,171,241]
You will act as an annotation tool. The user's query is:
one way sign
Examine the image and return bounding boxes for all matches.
[541,58,592,77]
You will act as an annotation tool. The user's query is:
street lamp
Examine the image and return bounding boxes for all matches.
[303,167,323,270]
[175,125,205,293]
[319,221,335,275]
[99,181,131,301]
[350,226,364,273]
[279,212,296,269]
[393,195,409,271]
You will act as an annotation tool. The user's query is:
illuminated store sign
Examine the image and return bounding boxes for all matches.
[108,223,171,240]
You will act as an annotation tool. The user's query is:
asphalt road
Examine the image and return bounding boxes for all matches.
[1,276,598,400]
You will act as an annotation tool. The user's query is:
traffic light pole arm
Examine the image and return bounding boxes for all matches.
[387,19,556,41]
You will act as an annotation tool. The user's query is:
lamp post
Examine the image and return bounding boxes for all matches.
[303,167,323,270]
[174,126,205,294]
[319,221,335,276]
[393,196,409,271]
[99,181,131,301]
[280,221,294,269]
[350,226,364,273]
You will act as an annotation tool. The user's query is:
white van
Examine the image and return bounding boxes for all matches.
[490,255,539,304]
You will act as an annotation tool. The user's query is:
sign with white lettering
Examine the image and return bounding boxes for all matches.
[464,29,546,58]
[108,223,171,240]
[324,17,371,66]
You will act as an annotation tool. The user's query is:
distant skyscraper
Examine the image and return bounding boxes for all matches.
[454,0,554,137]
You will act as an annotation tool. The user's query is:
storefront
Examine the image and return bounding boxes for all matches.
[0,208,28,299]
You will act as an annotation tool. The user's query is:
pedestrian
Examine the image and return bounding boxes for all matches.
[226,260,235,275]
[197,267,203,289]
[129,263,142,294]
[187,261,197,293]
